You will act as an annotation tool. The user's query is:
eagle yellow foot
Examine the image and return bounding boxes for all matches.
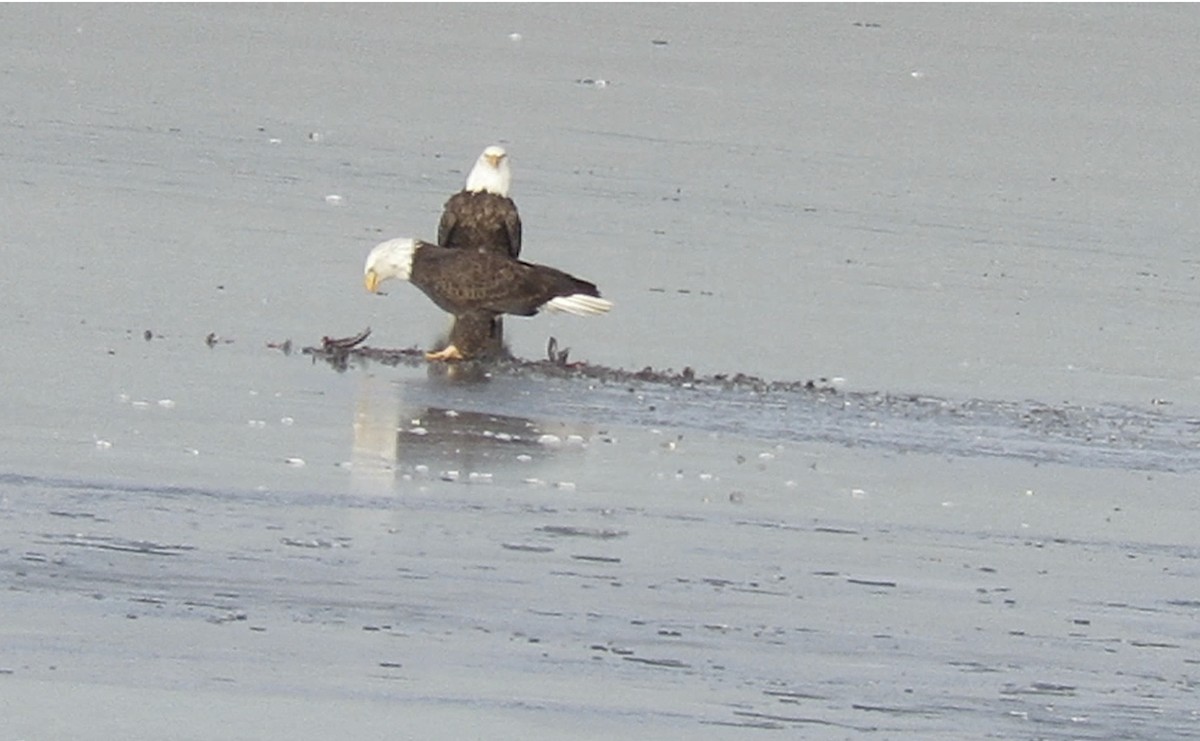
[425,344,466,362]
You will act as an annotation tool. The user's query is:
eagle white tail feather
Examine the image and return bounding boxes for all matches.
[544,294,613,316]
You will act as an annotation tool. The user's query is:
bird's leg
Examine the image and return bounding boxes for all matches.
[425,344,465,362]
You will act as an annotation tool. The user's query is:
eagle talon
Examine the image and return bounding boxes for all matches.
[425,345,466,362]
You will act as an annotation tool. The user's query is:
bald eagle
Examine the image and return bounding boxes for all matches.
[364,238,611,361]
[436,145,522,358]
[438,145,521,258]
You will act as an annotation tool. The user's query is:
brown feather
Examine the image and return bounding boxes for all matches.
[409,242,601,317]
[445,311,507,360]
[437,191,522,258]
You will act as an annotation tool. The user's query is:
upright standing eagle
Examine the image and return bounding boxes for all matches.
[435,146,522,359]
[363,238,611,361]
[438,145,521,258]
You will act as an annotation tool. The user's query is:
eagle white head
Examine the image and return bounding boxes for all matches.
[463,145,511,196]
[363,238,418,292]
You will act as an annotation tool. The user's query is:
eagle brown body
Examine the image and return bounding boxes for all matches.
[438,191,522,259]
[410,242,602,317]
[433,147,523,358]
[363,238,611,362]
[445,311,505,361]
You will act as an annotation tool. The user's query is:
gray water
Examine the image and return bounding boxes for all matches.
[3,5,1200,739]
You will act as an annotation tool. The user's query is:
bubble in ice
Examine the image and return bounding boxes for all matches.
[515,454,532,462]
[324,194,344,206]
[408,426,428,436]
[285,457,306,467]
[555,481,577,491]
[508,32,522,42]
[280,416,295,426]
[158,399,176,409]
[248,419,266,428]
[441,470,460,482]
[95,439,112,450]
[537,434,562,447]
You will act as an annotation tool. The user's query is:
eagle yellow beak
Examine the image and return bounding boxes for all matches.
[364,269,380,293]
[485,153,504,168]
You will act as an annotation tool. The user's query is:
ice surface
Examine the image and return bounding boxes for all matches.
[3,5,1200,740]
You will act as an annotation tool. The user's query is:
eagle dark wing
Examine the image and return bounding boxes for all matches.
[502,203,522,259]
[437,191,521,258]
[410,244,600,318]
[436,196,458,249]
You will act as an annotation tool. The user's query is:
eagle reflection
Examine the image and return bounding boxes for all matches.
[350,376,593,492]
